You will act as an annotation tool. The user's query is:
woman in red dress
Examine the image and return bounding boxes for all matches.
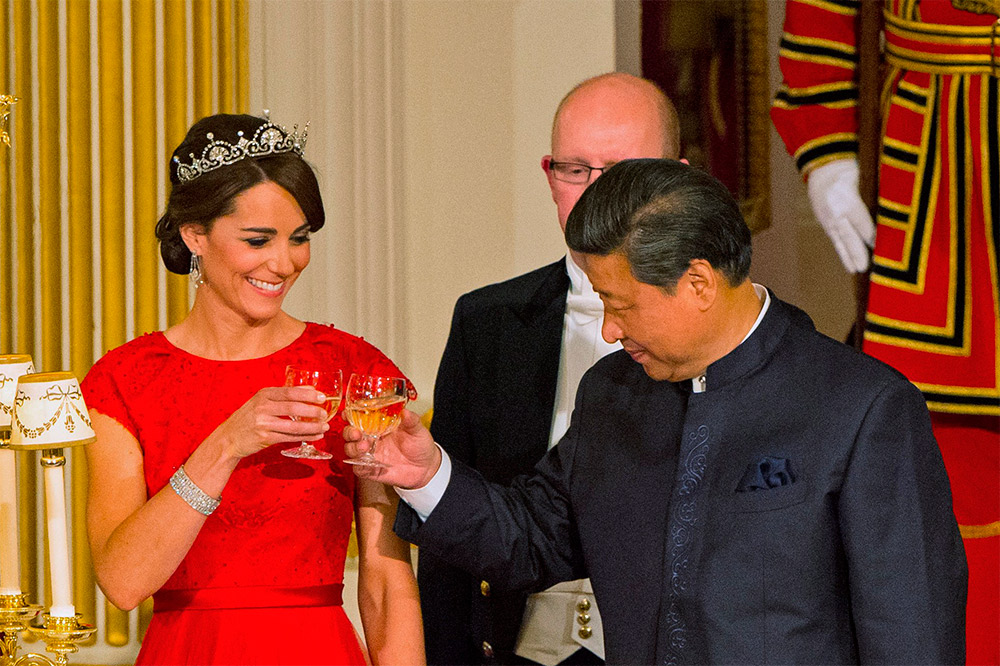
[81,113,424,665]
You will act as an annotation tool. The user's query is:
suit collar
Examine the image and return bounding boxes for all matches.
[516,258,570,325]
[699,291,813,393]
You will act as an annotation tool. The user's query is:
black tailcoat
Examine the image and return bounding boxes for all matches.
[420,260,569,664]
[401,293,967,665]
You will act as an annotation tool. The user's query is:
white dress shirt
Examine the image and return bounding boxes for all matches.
[514,256,617,663]
[548,255,622,448]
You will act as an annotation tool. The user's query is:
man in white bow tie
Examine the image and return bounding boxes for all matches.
[418,73,680,666]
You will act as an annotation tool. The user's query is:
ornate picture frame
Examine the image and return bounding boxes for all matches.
[641,0,772,234]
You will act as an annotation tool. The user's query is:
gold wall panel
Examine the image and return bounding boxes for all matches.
[1,0,248,658]
[67,0,97,635]
[38,0,61,375]
[11,0,37,601]
[99,0,130,646]
[235,0,249,110]
[194,0,213,120]
[164,0,190,326]
[0,0,10,354]
[132,0,159,339]
[12,0,33,359]
[217,0,235,113]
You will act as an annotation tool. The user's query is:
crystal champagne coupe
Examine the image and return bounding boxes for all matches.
[281,365,342,460]
[342,373,408,468]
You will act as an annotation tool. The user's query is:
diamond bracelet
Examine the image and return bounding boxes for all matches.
[169,465,221,516]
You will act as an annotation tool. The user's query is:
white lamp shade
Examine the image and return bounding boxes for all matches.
[9,372,95,449]
[0,354,35,429]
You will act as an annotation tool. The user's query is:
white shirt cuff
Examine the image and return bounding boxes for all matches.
[394,444,452,522]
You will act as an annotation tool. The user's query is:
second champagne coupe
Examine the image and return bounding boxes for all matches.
[342,373,408,468]
[281,365,343,460]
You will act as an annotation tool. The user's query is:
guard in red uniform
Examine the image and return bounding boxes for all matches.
[772,1,1000,663]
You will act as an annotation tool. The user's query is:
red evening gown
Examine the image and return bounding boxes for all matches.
[82,323,414,665]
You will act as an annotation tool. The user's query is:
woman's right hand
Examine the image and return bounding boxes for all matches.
[212,386,331,460]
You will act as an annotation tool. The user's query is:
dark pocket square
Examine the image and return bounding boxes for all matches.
[736,456,795,492]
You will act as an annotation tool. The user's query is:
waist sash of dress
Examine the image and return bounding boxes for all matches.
[153,583,345,612]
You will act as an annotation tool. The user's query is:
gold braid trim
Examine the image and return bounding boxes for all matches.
[960,521,1000,539]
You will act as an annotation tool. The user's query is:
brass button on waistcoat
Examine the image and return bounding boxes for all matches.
[482,641,494,658]
[480,580,491,596]
[576,595,593,640]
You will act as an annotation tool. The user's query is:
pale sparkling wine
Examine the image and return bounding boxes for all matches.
[297,397,340,423]
[343,395,406,438]
[320,396,341,421]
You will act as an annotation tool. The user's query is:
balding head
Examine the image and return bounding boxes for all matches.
[544,73,681,232]
[552,73,680,159]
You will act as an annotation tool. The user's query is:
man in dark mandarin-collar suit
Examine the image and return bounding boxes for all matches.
[420,73,680,666]
[348,159,968,665]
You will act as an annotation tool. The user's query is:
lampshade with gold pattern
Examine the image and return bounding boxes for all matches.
[8,372,95,449]
[0,354,35,431]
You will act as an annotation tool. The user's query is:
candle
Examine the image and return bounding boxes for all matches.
[43,461,75,617]
[7,370,92,619]
[0,445,20,595]
[0,352,35,595]
[0,354,33,598]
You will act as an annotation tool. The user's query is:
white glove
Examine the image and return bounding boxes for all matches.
[806,158,876,273]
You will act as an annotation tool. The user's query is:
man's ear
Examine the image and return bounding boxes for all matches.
[179,224,207,256]
[683,259,718,311]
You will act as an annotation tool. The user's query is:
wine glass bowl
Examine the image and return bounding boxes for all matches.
[281,365,343,460]
[342,373,408,468]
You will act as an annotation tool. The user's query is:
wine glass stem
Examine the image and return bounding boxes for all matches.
[366,435,378,458]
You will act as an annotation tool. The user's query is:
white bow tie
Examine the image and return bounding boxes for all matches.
[566,293,605,324]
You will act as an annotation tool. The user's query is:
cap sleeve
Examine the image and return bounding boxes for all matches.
[81,350,140,440]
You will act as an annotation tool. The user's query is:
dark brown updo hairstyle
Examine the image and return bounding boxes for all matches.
[155,113,325,275]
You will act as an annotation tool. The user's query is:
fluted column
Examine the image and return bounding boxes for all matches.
[67,0,96,631]
[0,0,11,354]
[11,0,37,602]
[164,0,190,325]
[133,0,160,339]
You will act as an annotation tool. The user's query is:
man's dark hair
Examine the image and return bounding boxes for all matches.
[565,159,752,291]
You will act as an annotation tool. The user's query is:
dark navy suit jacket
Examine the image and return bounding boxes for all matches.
[402,293,967,665]
[420,260,569,664]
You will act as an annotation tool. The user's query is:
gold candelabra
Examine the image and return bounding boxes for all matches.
[0,362,98,666]
[0,432,96,666]
[1,111,97,665]
[0,95,16,147]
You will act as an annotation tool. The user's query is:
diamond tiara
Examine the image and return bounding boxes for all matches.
[171,111,309,183]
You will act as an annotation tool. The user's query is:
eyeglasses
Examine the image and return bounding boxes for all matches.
[546,159,611,184]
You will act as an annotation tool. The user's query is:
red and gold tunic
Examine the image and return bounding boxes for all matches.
[772,2,999,662]
[772,0,999,417]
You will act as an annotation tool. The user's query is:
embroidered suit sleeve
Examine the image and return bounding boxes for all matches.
[398,447,583,594]
[837,378,967,663]
[770,0,861,175]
